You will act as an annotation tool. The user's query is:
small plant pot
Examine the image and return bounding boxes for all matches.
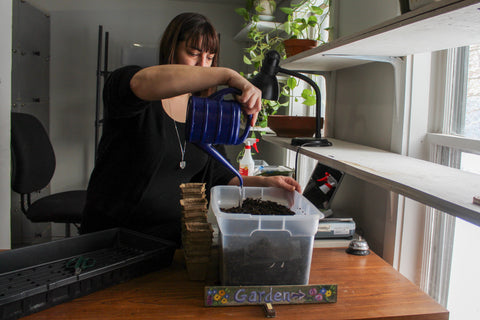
[254,0,276,21]
[268,115,322,138]
[283,39,318,57]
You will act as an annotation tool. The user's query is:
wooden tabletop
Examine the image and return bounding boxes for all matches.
[23,247,448,320]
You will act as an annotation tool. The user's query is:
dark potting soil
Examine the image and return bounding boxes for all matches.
[222,236,311,285]
[220,198,311,285]
[221,198,295,215]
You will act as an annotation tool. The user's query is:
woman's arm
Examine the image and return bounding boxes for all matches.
[129,65,261,122]
[228,176,302,193]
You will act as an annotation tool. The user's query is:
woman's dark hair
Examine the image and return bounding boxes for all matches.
[159,12,220,67]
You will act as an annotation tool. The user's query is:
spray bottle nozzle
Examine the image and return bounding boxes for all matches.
[244,138,259,153]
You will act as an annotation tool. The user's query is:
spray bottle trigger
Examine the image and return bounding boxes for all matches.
[317,172,330,182]
[252,138,259,153]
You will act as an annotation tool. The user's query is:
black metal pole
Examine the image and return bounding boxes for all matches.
[104,31,109,82]
[94,25,103,161]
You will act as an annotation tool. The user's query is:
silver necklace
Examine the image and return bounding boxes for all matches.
[173,120,187,169]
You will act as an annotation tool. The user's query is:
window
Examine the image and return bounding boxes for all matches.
[422,44,480,319]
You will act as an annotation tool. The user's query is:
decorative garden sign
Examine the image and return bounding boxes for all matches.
[204,284,337,306]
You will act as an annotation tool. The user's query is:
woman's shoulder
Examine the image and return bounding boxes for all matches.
[107,65,142,83]
[104,65,144,94]
[103,65,149,117]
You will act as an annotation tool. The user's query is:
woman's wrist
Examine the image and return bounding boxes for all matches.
[227,176,266,187]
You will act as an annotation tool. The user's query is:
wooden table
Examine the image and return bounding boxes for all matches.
[23,248,448,319]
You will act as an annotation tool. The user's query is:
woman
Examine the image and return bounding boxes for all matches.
[80,12,300,245]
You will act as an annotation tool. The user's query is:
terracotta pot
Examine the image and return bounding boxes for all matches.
[267,115,323,138]
[283,39,318,57]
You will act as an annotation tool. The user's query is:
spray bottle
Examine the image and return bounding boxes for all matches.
[317,172,338,194]
[239,138,258,176]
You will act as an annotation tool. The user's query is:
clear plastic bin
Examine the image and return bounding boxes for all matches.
[210,186,323,285]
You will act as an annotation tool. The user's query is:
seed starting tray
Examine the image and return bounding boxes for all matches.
[0,228,176,320]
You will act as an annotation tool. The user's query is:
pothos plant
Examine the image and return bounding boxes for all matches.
[235,0,319,129]
[280,0,330,42]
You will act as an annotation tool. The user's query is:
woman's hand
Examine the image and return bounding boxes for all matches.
[229,175,301,193]
[227,72,262,126]
[259,176,302,193]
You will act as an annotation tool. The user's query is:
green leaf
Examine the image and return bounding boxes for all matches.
[235,7,249,20]
[255,5,265,13]
[269,0,277,11]
[234,7,246,16]
[308,15,318,25]
[287,77,297,90]
[311,6,324,15]
[265,100,276,107]
[284,21,291,35]
[303,95,316,106]
[294,18,306,25]
[258,118,268,128]
[251,55,264,62]
[279,7,294,15]
[301,88,313,99]
[301,89,316,106]
[243,55,252,65]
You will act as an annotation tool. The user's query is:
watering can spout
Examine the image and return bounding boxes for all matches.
[196,143,244,187]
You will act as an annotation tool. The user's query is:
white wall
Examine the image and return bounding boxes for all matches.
[33,1,245,194]
[36,0,244,195]
[0,0,12,249]
[329,0,401,255]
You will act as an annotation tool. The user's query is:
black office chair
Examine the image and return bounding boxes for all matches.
[11,112,86,237]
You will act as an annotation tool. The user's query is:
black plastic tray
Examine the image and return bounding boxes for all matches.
[0,228,176,320]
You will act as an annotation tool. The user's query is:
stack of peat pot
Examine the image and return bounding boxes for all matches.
[179,183,215,281]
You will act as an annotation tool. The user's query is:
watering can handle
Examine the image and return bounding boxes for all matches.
[209,88,253,144]
[209,87,241,101]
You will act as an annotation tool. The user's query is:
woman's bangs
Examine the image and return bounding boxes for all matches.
[186,26,218,54]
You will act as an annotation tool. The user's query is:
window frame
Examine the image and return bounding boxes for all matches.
[400,45,480,308]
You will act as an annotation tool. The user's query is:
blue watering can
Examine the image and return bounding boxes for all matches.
[186,88,252,186]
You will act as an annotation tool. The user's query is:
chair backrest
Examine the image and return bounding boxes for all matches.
[11,112,56,194]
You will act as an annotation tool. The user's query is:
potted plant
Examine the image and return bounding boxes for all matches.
[235,0,327,138]
[254,0,277,21]
[280,0,330,57]
[235,0,289,129]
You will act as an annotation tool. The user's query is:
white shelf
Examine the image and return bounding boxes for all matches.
[251,126,275,134]
[234,21,285,41]
[262,135,480,227]
[281,0,480,71]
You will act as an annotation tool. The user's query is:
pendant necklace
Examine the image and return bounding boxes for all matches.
[173,120,187,169]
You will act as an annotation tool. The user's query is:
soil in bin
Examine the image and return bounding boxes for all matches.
[221,198,295,215]
[221,236,311,285]
[220,198,310,285]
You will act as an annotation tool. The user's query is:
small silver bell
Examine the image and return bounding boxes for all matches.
[346,237,370,256]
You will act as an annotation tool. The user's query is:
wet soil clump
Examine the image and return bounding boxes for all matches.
[222,198,295,215]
